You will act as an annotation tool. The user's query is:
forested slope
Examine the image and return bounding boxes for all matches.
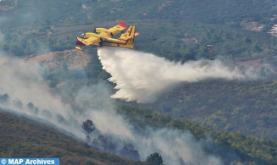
[126,79,277,139]
[2,0,277,26]
[118,105,277,165]
[2,0,277,60]
[0,111,144,165]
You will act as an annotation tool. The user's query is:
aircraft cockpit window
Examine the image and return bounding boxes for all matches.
[81,33,86,38]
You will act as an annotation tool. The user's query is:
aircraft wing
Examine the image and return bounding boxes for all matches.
[77,36,99,46]
[107,22,127,36]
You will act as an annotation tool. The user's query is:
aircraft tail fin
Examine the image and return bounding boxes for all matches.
[120,26,137,39]
[119,26,138,48]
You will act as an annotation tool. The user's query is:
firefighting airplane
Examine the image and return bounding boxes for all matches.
[75,22,139,51]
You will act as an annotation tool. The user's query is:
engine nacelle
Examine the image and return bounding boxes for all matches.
[95,28,109,34]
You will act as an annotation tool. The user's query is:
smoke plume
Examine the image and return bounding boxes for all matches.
[0,17,5,46]
[0,31,3,44]
[74,84,223,165]
[97,48,251,103]
[0,55,83,137]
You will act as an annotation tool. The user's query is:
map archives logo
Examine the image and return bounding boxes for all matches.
[0,158,59,165]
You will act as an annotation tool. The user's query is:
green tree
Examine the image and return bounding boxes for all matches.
[0,93,10,104]
[27,102,35,111]
[146,153,164,165]
[82,119,95,144]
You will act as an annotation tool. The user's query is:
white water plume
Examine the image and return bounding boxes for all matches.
[97,47,250,103]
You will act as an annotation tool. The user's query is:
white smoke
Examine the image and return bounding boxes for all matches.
[0,17,5,45]
[75,85,135,140]
[0,53,223,165]
[0,31,3,43]
[97,47,251,103]
[74,84,223,165]
[0,56,83,137]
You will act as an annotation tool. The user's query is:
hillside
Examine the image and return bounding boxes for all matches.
[126,78,277,140]
[117,105,277,165]
[1,103,277,165]
[0,110,144,165]
[3,19,277,63]
[1,0,277,27]
[2,0,277,61]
